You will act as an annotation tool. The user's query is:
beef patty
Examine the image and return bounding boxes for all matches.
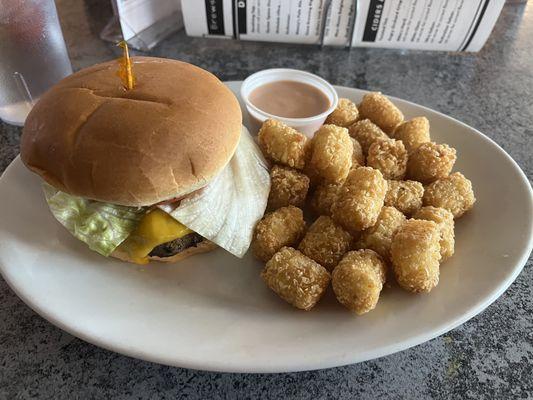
[149,232,204,258]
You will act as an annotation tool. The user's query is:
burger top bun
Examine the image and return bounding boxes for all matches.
[21,57,242,206]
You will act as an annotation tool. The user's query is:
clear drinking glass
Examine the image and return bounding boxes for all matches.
[0,0,72,126]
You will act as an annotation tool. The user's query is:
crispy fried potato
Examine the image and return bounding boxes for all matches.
[423,172,476,218]
[267,165,310,210]
[351,137,365,167]
[359,92,404,134]
[298,216,353,271]
[325,98,359,127]
[261,247,330,310]
[407,142,456,183]
[414,206,455,261]
[393,117,430,154]
[367,138,408,180]
[348,119,389,155]
[252,206,306,262]
[332,249,387,315]
[310,182,342,216]
[384,180,424,216]
[356,206,406,261]
[308,124,353,183]
[258,119,308,170]
[391,219,441,293]
[332,167,388,232]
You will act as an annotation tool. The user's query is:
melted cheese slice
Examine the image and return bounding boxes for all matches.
[118,209,192,264]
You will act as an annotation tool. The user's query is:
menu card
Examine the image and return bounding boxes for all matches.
[182,0,506,52]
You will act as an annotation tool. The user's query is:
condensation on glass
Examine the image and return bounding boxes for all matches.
[0,0,72,126]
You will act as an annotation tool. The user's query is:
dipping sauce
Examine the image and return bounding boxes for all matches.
[249,80,331,119]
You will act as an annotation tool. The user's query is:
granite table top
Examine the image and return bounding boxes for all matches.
[0,1,531,398]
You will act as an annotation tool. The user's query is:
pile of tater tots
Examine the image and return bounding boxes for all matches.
[252,92,476,314]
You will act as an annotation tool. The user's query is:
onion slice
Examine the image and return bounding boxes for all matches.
[159,126,270,258]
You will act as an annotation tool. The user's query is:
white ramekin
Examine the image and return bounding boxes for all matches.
[241,68,338,138]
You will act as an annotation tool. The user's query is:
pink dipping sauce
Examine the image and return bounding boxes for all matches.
[249,80,331,119]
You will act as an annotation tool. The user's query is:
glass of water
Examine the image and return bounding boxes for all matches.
[0,0,72,126]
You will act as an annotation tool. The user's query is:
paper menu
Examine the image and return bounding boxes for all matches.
[353,0,506,51]
[183,0,356,45]
[182,0,506,52]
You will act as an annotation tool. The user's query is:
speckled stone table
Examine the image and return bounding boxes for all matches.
[1,1,531,398]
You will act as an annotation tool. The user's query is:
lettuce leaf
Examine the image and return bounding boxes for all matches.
[43,184,146,256]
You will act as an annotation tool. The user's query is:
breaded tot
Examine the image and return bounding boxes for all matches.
[332,167,388,232]
[310,182,341,216]
[258,119,308,170]
[325,98,359,127]
[332,249,387,315]
[298,216,353,271]
[355,206,406,261]
[423,172,476,218]
[261,247,330,310]
[308,124,353,183]
[384,180,424,216]
[267,165,310,210]
[348,119,389,155]
[407,142,457,183]
[252,206,306,262]
[358,92,404,134]
[351,138,365,167]
[414,206,455,261]
[367,138,408,180]
[301,133,320,188]
[393,117,430,154]
[391,219,441,293]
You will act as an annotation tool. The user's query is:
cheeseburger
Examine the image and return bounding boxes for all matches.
[20,57,269,264]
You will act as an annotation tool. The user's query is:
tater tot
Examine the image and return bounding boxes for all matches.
[407,142,457,183]
[261,247,330,310]
[258,119,308,170]
[308,124,353,183]
[391,219,441,293]
[332,167,388,232]
[267,165,310,210]
[301,133,319,188]
[298,216,353,271]
[348,119,389,155]
[252,206,306,262]
[358,92,404,134]
[423,172,476,218]
[332,249,387,315]
[367,138,408,180]
[414,206,455,261]
[351,138,365,167]
[356,206,406,261]
[310,182,341,216]
[384,180,424,216]
[325,98,359,127]
[393,117,430,154]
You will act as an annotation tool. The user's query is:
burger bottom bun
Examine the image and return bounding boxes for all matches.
[111,240,218,264]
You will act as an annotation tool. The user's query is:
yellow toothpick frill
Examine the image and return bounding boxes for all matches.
[117,40,135,90]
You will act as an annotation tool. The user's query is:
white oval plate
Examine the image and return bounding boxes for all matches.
[0,82,531,373]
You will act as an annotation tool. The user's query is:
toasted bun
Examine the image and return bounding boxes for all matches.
[111,240,218,264]
[21,57,242,206]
